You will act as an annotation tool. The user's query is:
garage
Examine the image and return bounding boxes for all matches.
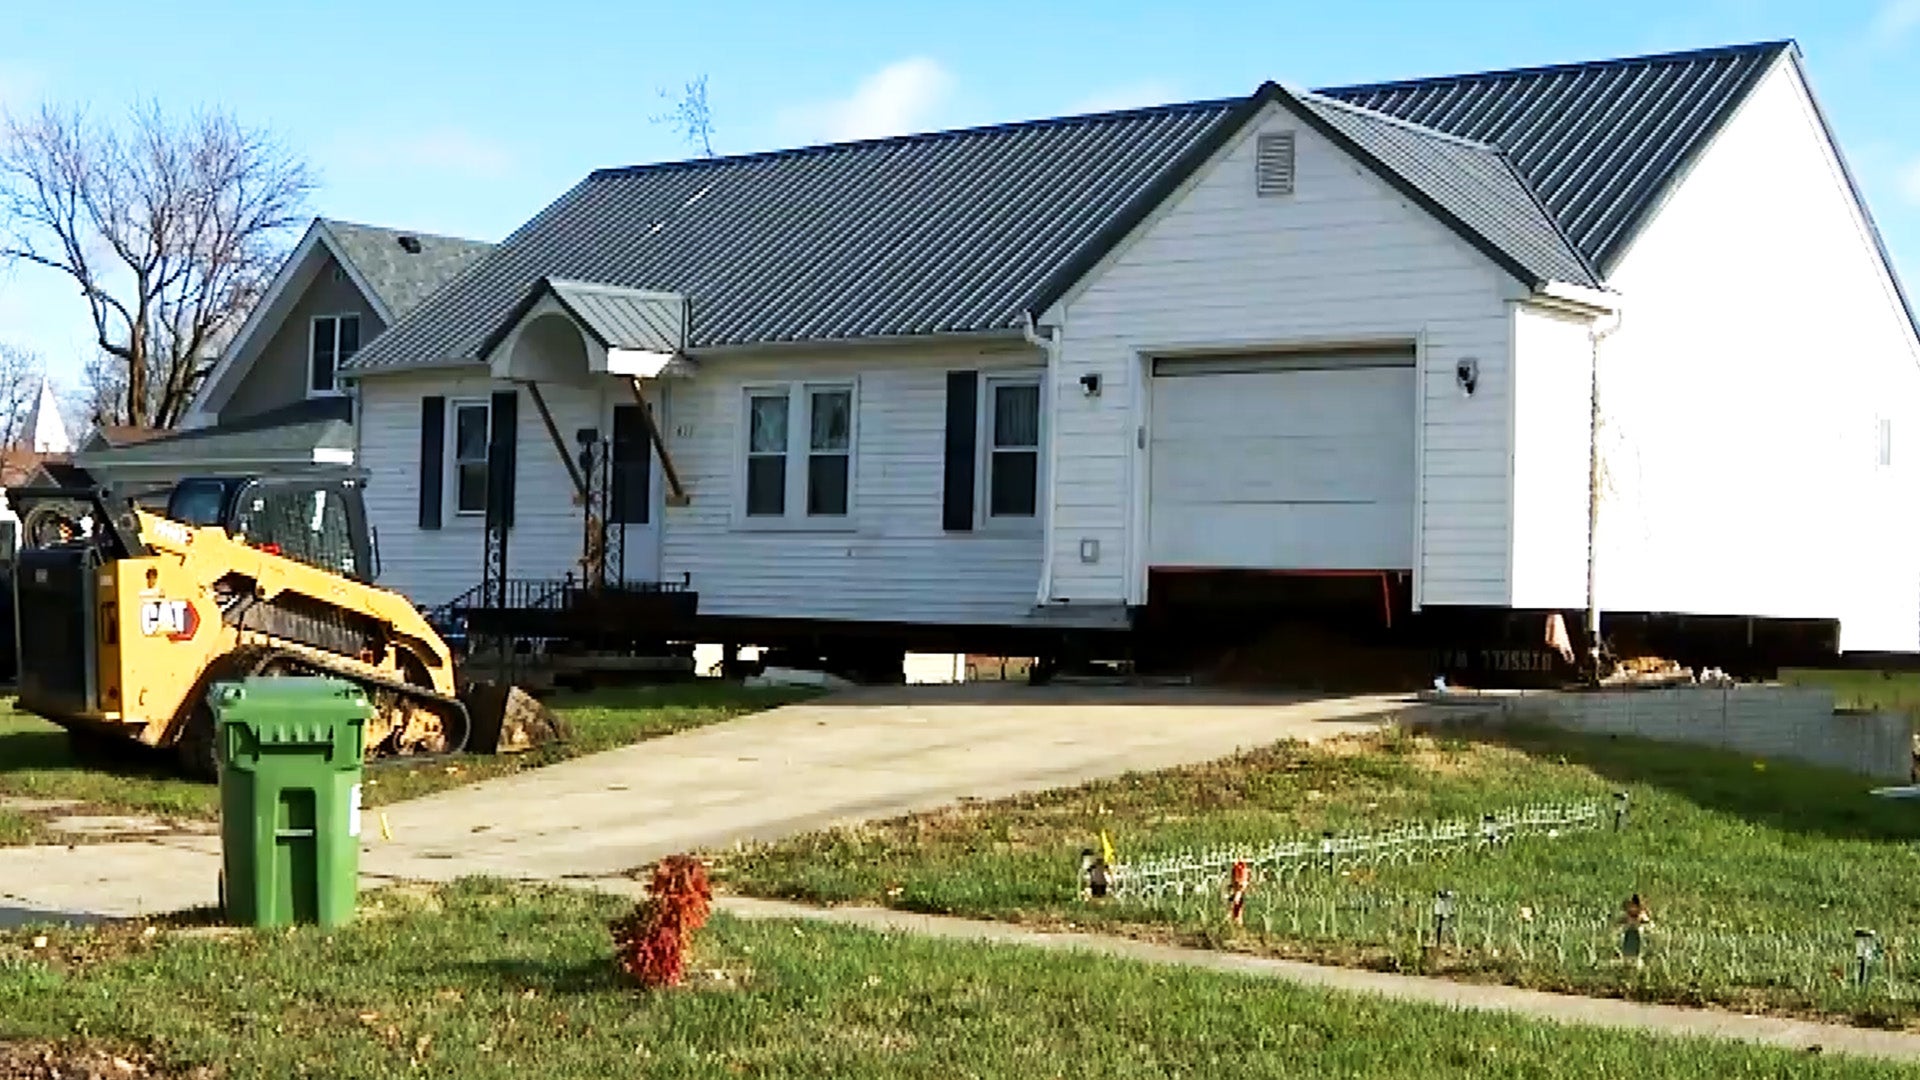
[1146,348,1417,571]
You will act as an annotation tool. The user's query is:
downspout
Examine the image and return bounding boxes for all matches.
[1585,308,1623,679]
[1022,311,1063,605]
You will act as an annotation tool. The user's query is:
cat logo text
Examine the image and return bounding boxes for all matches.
[139,599,199,641]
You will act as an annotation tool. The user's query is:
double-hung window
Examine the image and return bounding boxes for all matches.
[451,400,491,516]
[984,376,1041,520]
[743,383,854,522]
[309,314,360,396]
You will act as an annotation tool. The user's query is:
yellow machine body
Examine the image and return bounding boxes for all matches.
[3,479,542,777]
[81,509,460,747]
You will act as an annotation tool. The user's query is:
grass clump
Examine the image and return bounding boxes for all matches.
[717,725,1920,1026]
[1,878,1909,1078]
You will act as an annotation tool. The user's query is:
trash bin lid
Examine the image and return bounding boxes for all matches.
[211,676,372,745]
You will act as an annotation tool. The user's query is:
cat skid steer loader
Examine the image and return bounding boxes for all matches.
[6,476,560,779]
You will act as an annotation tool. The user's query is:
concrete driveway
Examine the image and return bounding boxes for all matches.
[0,685,1412,925]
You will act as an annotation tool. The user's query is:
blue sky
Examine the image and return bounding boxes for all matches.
[2,0,1917,388]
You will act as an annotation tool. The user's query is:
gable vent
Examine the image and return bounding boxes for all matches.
[1256,132,1296,197]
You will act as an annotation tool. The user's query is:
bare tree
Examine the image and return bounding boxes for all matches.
[654,75,716,158]
[0,102,315,429]
[0,342,41,447]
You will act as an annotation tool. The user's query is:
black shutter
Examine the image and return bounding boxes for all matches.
[418,396,444,530]
[942,371,978,531]
[486,389,519,529]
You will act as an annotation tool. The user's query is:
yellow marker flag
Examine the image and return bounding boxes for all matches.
[1099,830,1115,867]
[378,812,393,842]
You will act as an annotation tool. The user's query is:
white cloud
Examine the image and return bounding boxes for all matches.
[1873,0,1920,40]
[1902,156,1920,205]
[1065,79,1181,116]
[0,60,44,114]
[340,126,514,178]
[777,57,955,143]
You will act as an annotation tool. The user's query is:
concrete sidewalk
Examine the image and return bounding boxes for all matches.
[1,685,1405,925]
[672,889,1920,1064]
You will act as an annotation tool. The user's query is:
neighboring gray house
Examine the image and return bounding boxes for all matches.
[340,41,1920,662]
[75,218,491,491]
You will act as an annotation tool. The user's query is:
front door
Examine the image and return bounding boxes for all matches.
[608,398,663,584]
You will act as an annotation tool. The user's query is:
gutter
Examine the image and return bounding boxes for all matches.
[1022,311,1064,605]
[344,327,1034,382]
[1585,307,1624,677]
[75,448,353,470]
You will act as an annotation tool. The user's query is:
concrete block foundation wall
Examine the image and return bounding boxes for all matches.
[1428,685,1914,781]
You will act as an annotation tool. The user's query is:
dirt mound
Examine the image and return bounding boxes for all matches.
[462,683,569,754]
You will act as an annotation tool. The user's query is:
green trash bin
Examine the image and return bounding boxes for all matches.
[212,677,371,929]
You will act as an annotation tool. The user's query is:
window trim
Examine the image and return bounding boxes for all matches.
[307,313,361,398]
[448,398,491,518]
[734,380,858,531]
[977,371,1045,531]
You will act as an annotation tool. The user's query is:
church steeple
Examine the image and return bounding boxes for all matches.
[19,378,71,454]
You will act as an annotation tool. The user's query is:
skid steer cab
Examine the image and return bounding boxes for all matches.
[4,475,556,780]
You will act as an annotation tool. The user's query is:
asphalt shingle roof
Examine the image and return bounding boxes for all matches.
[1319,41,1791,272]
[321,220,494,320]
[79,398,353,467]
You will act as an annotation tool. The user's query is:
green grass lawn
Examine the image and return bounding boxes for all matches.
[717,725,1920,1027]
[0,879,1905,1078]
[0,682,803,845]
[1783,669,1920,718]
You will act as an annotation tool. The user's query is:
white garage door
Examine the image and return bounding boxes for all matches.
[1148,350,1416,571]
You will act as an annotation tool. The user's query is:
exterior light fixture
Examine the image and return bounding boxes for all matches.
[1455,357,1479,396]
[1079,372,1101,396]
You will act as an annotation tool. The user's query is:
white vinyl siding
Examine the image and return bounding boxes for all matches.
[356,370,605,608]
[1595,59,1920,651]
[1048,102,1525,607]
[662,344,1047,625]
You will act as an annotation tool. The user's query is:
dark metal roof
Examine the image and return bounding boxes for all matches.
[347,42,1816,372]
[1320,41,1793,272]
[481,278,690,358]
[1293,92,1598,287]
[346,100,1245,372]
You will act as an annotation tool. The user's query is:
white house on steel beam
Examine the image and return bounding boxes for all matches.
[340,40,1920,659]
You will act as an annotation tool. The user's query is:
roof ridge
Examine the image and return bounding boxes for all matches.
[1493,150,1604,284]
[588,95,1248,181]
[1292,88,1500,151]
[317,216,492,246]
[1319,39,1793,95]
